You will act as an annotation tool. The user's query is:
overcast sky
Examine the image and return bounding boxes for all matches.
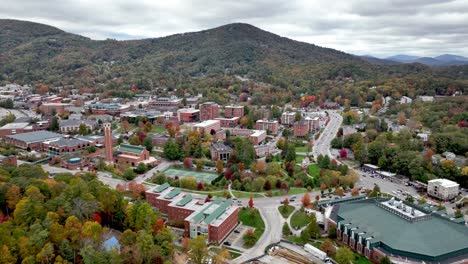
[1,0,468,57]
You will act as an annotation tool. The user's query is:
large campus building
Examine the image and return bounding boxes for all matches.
[326,198,468,264]
[427,179,460,201]
[146,184,239,243]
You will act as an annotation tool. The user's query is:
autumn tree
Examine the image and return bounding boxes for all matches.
[302,193,311,208]
[336,247,354,264]
[214,248,231,264]
[216,159,224,174]
[184,157,193,168]
[248,197,254,208]
[320,239,336,257]
[121,120,131,132]
[189,235,208,264]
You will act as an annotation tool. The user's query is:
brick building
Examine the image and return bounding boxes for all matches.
[59,120,98,133]
[200,102,219,121]
[43,137,95,156]
[114,144,157,167]
[224,105,244,118]
[4,131,62,151]
[193,120,221,134]
[293,120,309,137]
[255,119,279,135]
[0,155,17,167]
[215,117,240,128]
[281,111,296,125]
[146,185,239,243]
[177,108,200,122]
[40,103,73,114]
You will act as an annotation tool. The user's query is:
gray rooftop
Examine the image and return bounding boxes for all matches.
[6,131,62,144]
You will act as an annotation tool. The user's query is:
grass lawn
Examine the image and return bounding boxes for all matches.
[231,190,264,198]
[151,126,166,134]
[308,164,321,178]
[290,210,313,229]
[238,208,265,246]
[278,205,295,218]
[288,188,309,195]
[354,255,372,264]
[229,251,241,259]
[164,167,218,183]
[295,155,305,163]
[295,146,308,153]
[286,236,304,244]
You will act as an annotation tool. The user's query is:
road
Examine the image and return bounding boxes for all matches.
[312,110,342,159]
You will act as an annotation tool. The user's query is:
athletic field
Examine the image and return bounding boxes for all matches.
[164,168,218,183]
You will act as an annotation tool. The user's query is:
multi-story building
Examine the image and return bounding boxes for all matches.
[293,120,309,137]
[145,184,239,243]
[427,179,460,201]
[193,120,221,134]
[59,120,98,133]
[40,103,73,115]
[148,96,182,111]
[88,102,130,116]
[281,111,296,126]
[177,108,200,122]
[224,128,267,145]
[215,117,240,128]
[200,102,219,121]
[255,119,279,135]
[224,105,244,118]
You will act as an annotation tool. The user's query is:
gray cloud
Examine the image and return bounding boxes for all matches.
[1,0,467,57]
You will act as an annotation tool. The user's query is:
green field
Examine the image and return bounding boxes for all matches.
[308,164,321,177]
[290,210,313,229]
[164,168,217,183]
[295,146,308,153]
[238,208,265,247]
[231,190,265,198]
[151,126,166,134]
[278,205,295,218]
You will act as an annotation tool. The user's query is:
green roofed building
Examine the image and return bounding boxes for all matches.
[327,198,468,264]
[145,186,239,243]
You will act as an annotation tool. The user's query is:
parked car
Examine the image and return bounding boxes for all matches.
[234,229,240,234]
[223,241,231,246]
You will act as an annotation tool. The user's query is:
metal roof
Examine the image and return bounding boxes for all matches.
[204,199,231,225]
[154,183,170,193]
[177,194,193,206]
[164,188,181,199]
[337,199,468,258]
[118,144,145,154]
[6,131,62,144]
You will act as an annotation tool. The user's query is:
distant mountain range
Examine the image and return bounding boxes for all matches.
[385,54,468,66]
[1,19,467,88]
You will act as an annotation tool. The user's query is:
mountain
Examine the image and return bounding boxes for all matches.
[359,55,400,65]
[386,54,468,66]
[0,19,445,88]
[386,54,421,63]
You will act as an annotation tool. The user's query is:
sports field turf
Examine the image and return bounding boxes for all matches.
[164,168,218,183]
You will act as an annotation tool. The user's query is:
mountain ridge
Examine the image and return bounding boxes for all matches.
[385,53,468,66]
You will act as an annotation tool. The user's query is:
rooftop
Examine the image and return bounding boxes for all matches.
[335,199,468,258]
[194,120,220,128]
[0,122,31,130]
[118,144,145,154]
[6,131,62,144]
[428,179,459,188]
[44,137,90,147]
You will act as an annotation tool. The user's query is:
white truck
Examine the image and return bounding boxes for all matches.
[304,244,330,262]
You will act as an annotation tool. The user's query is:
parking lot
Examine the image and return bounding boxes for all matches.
[222,224,249,251]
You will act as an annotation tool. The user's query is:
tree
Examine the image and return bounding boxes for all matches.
[320,239,336,257]
[339,148,347,159]
[216,159,224,175]
[0,245,17,264]
[380,256,391,264]
[214,248,231,264]
[351,188,360,196]
[142,136,153,152]
[143,122,152,133]
[121,120,131,132]
[5,184,21,212]
[49,117,59,132]
[256,159,266,174]
[184,157,193,168]
[336,247,354,264]
[248,197,254,208]
[163,140,181,160]
[123,169,136,180]
[243,229,257,247]
[188,235,208,264]
[302,193,311,208]
[455,209,463,218]
[282,222,291,236]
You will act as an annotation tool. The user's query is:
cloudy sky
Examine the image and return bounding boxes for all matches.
[1,0,468,57]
